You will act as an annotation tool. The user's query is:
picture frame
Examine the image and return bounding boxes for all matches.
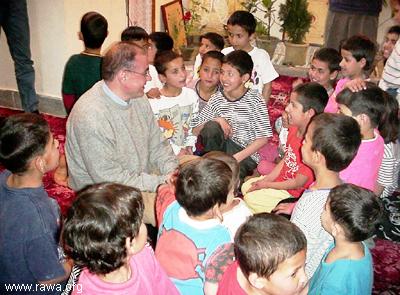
[161,0,187,48]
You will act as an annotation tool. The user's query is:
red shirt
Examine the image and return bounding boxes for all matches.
[217,261,247,295]
[274,126,314,197]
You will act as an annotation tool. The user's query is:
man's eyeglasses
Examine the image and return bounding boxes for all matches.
[125,69,150,78]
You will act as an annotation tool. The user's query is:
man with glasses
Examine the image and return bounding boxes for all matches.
[66,42,177,225]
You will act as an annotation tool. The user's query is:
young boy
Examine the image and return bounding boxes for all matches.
[151,50,199,156]
[242,82,328,214]
[308,184,382,294]
[62,183,178,294]
[291,113,362,278]
[191,50,272,180]
[62,11,108,113]
[145,32,174,98]
[121,25,149,47]
[192,32,225,80]
[222,10,278,103]
[0,114,71,291]
[325,35,376,113]
[336,84,385,191]
[155,158,232,294]
[217,213,308,295]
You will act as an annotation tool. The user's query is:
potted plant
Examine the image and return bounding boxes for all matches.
[242,0,280,57]
[278,0,313,66]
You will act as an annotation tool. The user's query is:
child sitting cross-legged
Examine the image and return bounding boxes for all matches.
[62,183,179,295]
[191,50,272,181]
[150,50,199,156]
[242,82,329,215]
[155,158,233,295]
[291,113,362,278]
[307,184,382,295]
[217,213,308,295]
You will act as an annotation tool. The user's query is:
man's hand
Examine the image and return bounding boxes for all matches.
[146,88,161,99]
[213,117,232,138]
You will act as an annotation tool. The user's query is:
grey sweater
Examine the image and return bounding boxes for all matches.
[66,81,177,192]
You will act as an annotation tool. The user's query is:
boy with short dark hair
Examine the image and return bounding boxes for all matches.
[0,114,71,291]
[155,158,233,294]
[308,184,382,294]
[62,11,108,113]
[291,113,362,278]
[193,32,225,79]
[222,10,278,103]
[243,82,328,214]
[217,213,308,295]
[191,50,272,180]
[121,25,149,47]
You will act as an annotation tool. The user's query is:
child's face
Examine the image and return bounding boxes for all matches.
[383,32,399,59]
[393,3,400,24]
[147,40,157,64]
[199,57,221,88]
[308,58,337,89]
[220,63,248,98]
[199,38,219,56]
[263,249,307,295]
[41,133,60,173]
[285,92,308,128]
[226,24,253,51]
[339,49,365,79]
[161,57,187,89]
[301,122,316,167]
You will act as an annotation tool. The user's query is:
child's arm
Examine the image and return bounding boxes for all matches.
[247,160,284,192]
[193,117,232,137]
[259,172,309,191]
[262,82,272,103]
[233,137,268,163]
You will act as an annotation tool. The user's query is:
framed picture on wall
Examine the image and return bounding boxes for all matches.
[161,0,187,48]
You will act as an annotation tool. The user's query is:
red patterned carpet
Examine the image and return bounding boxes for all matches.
[0,76,399,293]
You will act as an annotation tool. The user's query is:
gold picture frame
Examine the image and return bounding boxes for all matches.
[161,0,187,48]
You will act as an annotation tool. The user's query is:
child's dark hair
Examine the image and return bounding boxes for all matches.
[200,32,224,51]
[149,32,174,53]
[201,50,224,67]
[227,10,256,35]
[175,158,232,216]
[63,183,144,275]
[203,151,239,193]
[0,114,50,174]
[340,35,376,72]
[379,90,399,144]
[313,47,341,73]
[121,26,149,42]
[293,82,329,114]
[387,25,400,36]
[223,50,253,76]
[310,113,361,172]
[235,213,306,279]
[154,50,182,75]
[336,83,386,128]
[80,11,108,49]
[328,184,382,242]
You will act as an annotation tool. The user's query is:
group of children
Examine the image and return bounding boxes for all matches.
[1,6,400,295]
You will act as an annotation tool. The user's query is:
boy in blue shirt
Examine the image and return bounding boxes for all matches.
[308,184,382,295]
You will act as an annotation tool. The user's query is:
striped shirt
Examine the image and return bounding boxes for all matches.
[190,89,272,162]
[380,39,400,90]
[377,142,400,199]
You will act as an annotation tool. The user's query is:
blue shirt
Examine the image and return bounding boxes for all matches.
[309,242,373,295]
[0,170,65,293]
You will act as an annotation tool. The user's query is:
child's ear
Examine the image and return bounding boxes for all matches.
[212,204,223,222]
[305,108,316,120]
[248,272,266,290]
[33,156,46,174]
[249,32,256,41]
[241,73,251,84]
[158,73,167,84]
[329,70,339,81]
[359,57,367,69]
[78,32,83,41]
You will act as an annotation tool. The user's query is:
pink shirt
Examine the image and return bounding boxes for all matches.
[72,245,179,295]
[325,78,350,113]
[339,131,384,191]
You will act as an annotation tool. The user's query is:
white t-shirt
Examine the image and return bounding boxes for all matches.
[149,87,199,155]
[222,46,279,94]
[144,64,163,93]
[222,198,252,238]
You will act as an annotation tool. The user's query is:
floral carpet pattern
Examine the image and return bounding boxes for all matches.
[0,76,399,293]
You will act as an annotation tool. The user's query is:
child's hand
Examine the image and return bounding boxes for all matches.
[213,117,232,138]
[146,88,161,99]
[272,202,296,215]
[345,78,366,92]
[247,177,270,192]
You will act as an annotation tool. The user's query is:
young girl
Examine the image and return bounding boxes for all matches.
[63,183,178,295]
[151,50,199,156]
[187,51,224,112]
